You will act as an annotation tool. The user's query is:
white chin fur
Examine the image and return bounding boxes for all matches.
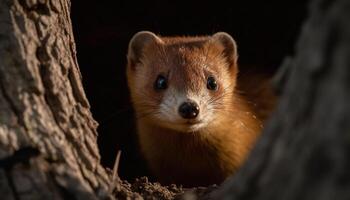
[153,117,208,132]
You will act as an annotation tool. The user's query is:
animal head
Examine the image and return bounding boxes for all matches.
[127,31,238,132]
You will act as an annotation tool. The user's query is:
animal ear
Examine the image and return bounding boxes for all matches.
[127,31,162,69]
[211,32,238,67]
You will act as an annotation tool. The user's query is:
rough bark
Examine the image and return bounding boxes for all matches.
[209,0,350,199]
[0,0,113,199]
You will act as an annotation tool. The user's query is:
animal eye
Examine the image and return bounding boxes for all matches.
[154,75,168,90]
[207,76,218,91]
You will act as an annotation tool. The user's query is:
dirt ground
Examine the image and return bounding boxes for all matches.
[108,169,218,200]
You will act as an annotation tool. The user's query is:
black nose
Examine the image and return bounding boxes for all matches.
[178,101,200,119]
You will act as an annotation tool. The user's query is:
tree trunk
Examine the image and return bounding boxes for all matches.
[0,0,113,199]
[210,0,350,199]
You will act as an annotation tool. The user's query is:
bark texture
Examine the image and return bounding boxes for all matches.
[0,0,112,199]
[210,0,350,199]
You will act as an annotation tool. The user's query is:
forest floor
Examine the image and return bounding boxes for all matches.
[107,167,217,200]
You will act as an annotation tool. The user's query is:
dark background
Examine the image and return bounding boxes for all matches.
[71,0,308,182]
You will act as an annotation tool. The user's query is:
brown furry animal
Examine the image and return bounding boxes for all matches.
[126,31,276,187]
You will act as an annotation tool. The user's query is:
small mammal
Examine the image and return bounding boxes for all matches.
[126,31,276,186]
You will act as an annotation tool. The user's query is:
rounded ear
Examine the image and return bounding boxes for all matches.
[127,31,162,69]
[211,32,238,66]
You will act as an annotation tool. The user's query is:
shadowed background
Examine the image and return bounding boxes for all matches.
[71,0,307,182]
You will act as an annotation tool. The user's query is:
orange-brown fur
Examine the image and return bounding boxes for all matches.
[126,32,276,187]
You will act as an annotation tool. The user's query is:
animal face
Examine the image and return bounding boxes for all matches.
[127,32,238,132]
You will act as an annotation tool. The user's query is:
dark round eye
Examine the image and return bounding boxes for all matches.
[154,75,168,90]
[207,76,218,91]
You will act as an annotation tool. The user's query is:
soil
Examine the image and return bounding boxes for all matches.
[107,166,218,200]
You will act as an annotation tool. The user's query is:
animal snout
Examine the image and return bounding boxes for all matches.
[178,101,200,119]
